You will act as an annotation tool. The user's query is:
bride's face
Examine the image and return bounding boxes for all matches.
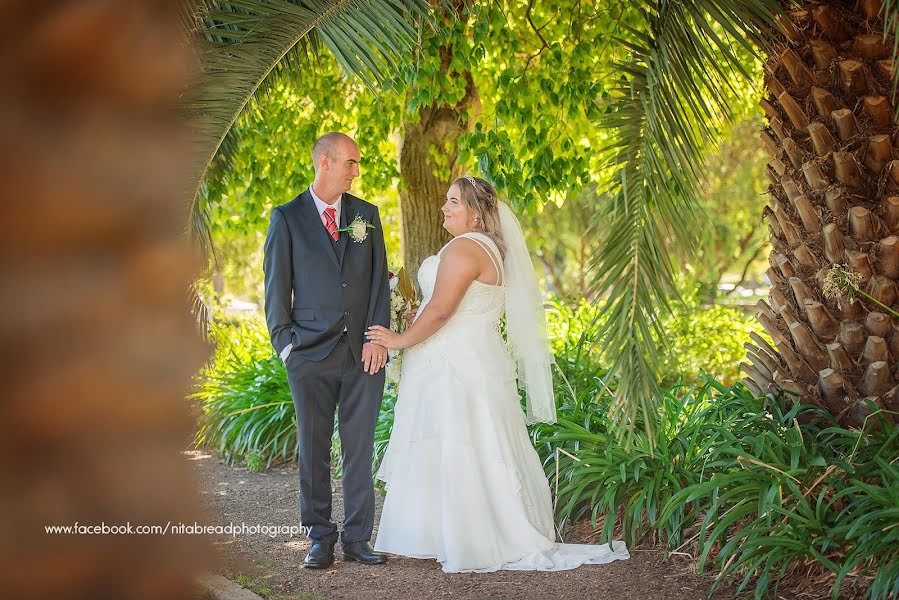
[441,184,476,236]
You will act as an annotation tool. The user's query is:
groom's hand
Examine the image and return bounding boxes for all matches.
[362,342,387,375]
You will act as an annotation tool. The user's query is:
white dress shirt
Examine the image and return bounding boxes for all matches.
[310,184,341,230]
[280,186,344,363]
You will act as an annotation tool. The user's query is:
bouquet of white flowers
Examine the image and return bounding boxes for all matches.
[385,267,418,386]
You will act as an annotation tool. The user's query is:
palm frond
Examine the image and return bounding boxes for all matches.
[879,0,899,103]
[188,281,212,342]
[183,0,435,260]
[590,0,782,444]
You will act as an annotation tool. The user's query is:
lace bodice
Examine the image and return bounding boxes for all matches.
[416,233,505,323]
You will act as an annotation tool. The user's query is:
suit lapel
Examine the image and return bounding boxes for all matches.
[300,188,340,268]
[337,194,350,265]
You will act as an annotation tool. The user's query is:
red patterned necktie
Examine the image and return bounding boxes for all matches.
[323,207,338,242]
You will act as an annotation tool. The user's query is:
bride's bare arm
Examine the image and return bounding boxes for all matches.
[366,239,480,349]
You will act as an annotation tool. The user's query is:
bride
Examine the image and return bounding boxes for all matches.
[365,175,629,573]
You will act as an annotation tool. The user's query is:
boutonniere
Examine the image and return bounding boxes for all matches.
[336,214,375,243]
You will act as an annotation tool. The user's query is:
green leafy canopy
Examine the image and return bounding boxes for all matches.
[183,0,437,258]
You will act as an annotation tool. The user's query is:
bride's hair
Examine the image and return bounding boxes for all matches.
[453,175,506,260]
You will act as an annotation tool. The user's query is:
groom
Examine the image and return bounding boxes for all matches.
[263,132,391,569]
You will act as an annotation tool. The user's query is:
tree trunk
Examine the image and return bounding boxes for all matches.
[744,0,899,427]
[398,45,478,276]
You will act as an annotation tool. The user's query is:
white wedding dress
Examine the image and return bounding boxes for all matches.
[374,232,629,573]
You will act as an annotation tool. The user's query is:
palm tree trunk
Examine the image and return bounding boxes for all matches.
[743,0,899,426]
[2,2,213,597]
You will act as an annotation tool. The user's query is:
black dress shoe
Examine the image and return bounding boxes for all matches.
[341,541,388,565]
[303,540,335,569]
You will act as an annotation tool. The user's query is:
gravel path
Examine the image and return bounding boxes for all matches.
[189,450,743,600]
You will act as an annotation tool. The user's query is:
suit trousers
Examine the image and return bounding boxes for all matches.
[285,332,385,545]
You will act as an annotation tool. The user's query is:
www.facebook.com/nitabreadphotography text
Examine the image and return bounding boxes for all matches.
[44,522,311,538]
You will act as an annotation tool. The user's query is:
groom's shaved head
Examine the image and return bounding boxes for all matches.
[312,132,357,171]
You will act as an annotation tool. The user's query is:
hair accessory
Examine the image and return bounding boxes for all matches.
[464,174,477,185]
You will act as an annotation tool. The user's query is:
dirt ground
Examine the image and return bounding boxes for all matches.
[188,450,747,600]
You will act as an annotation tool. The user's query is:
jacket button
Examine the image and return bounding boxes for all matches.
[341,282,348,288]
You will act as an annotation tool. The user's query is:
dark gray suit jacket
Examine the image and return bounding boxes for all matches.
[263,188,390,366]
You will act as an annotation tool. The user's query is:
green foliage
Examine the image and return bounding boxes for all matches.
[374,389,398,473]
[194,0,635,303]
[195,0,651,247]
[882,0,899,104]
[202,61,403,238]
[545,295,761,387]
[192,293,760,471]
[193,305,896,598]
[535,375,899,600]
[191,293,756,466]
[660,301,762,386]
[518,187,604,303]
[459,1,632,204]
[688,117,770,299]
[185,0,433,255]
[232,572,273,598]
[244,449,266,472]
[191,318,296,468]
[196,63,404,306]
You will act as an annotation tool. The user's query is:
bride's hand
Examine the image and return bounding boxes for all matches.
[405,307,418,326]
[366,325,404,350]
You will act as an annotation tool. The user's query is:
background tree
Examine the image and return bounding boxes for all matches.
[192,0,641,273]
[397,3,475,274]
[686,117,771,303]
[390,0,629,272]
[393,2,787,437]
[184,0,434,258]
[517,187,605,302]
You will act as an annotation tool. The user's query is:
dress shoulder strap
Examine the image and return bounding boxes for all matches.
[459,232,504,286]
